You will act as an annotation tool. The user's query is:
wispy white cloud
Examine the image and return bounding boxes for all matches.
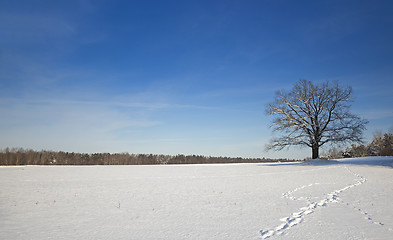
[357,109,393,120]
[0,93,163,144]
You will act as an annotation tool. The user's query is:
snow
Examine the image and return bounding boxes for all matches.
[1,156,392,239]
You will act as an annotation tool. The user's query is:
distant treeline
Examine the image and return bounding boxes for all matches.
[325,131,393,159]
[0,148,298,165]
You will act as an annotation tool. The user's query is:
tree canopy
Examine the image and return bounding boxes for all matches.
[266,79,368,159]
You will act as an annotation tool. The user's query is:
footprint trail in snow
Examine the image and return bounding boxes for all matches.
[259,165,368,239]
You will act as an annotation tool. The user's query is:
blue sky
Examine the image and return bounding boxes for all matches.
[1,0,392,159]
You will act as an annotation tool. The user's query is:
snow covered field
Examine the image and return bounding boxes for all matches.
[1,157,392,239]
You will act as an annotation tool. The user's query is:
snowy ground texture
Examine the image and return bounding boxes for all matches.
[1,157,393,240]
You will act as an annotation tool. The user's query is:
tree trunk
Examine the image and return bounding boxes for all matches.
[312,145,319,159]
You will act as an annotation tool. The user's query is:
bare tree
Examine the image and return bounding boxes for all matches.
[266,79,368,159]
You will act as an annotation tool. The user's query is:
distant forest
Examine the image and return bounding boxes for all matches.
[0,148,298,166]
[325,131,393,159]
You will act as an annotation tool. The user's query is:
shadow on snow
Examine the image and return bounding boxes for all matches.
[259,156,393,168]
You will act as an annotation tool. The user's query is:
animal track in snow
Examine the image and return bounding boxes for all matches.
[342,201,386,227]
[259,166,368,239]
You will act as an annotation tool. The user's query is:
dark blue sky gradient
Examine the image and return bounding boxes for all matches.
[1,0,392,159]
